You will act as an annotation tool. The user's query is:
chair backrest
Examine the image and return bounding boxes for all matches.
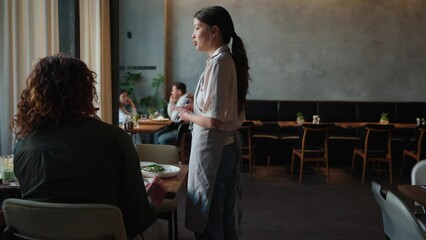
[361,124,394,153]
[136,144,179,164]
[176,122,190,143]
[298,124,330,151]
[411,159,426,185]
[175,122,192,163]
[240,121,255,147]
[2,198,127,240]
[371,181,426,240]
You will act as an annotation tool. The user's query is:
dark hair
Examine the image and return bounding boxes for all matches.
[12,53,98,138]
[119,89,129,95]
[173,82,187,94]
[194,6,250,113]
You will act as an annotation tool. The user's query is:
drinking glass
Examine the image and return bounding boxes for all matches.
[1,155,15,184]
[313,115,319,124]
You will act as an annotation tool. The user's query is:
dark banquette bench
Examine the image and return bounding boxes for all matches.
[245,100,426,167]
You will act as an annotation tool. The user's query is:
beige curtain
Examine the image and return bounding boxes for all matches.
[80,0,112,124]
[0,0,112,154]
[0,0,59,155]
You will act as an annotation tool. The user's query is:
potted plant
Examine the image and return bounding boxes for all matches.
[379,112,389,124]
[119,72,142,107]
[296,112,305,125]
[140,74,166,118]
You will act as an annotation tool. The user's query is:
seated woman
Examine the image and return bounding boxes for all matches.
[119,89,137,124]
[11,54,161,239]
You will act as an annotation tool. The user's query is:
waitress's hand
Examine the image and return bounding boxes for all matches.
[177,107,192,122]
[183,102,193,112]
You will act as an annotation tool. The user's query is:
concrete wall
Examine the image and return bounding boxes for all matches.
[166,0,426,101]
[119,0,165,103]
[119,0,426,102]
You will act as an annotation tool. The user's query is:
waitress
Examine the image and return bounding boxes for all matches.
[178,6,250,240]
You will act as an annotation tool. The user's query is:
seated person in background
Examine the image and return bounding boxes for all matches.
[11,54,162,240]
[119,89,137,124]
[157,82,191,144]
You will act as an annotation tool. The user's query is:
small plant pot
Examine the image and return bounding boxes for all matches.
[379,119,389,124]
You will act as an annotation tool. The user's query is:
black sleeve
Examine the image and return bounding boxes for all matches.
[117,132,157,237]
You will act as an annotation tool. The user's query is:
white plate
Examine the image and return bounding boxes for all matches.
[141,163,180,178]
[140,161,156,168]
[151,118,170,122]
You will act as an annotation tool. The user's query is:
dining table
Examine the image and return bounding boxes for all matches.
[398,184,426,206]
[277,121,417,129]
[161,164,188,194]
[278,121,308,128]
[0,182,20,198]
[137,119,172,126]
[245,120,263,127]
[0,164,189,200]
[123,120,172,143]
[334,122,417,129]
[124,124,168,134]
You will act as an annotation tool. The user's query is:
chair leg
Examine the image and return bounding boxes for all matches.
[173,208,178,240]
[316,160,319,175]
[388,157,393,185]
[290,152,295,177]
[362,156,367,184]
[299,157,304,184]
[351,151,356,175]
[248,154,252,181]
[400,154,406,178]
[168,216,173,240]
[326,156,330,184]
[159,212,173,240]
[252,154,256,174]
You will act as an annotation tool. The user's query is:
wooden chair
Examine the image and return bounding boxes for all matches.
[175,122,191,164]
[239,121,255,180]
[136,144,179,240]
[351,124,394,184]
[291,124,330,184]
[2,198,127,240]
[252,122,280,166]
[400,125,426,177]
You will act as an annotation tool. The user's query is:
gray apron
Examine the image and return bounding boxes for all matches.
[185,74,228,232]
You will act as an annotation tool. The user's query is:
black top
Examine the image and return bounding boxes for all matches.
[13,117,155,238]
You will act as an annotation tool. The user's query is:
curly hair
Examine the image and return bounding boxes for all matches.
[12,53,98,138]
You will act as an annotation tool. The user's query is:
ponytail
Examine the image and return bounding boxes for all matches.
[231,34,250,114]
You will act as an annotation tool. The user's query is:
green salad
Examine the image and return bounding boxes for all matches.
[141,164,166,173]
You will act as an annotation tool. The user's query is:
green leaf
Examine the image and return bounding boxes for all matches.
[380,112,389,120]
[119,72,142,95]
[139,74,166,113]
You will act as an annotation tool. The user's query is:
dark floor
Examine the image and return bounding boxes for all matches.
[158,163,413,240]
